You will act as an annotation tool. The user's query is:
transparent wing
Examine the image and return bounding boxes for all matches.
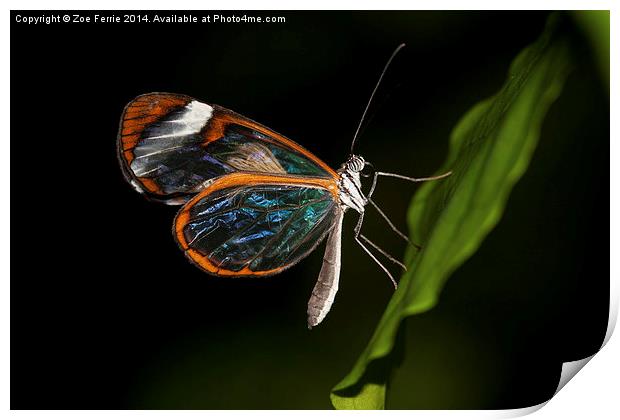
[118,93,336,204]
[174,173,340,276]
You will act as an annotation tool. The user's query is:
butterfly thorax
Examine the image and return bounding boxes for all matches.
[337,155,367,214]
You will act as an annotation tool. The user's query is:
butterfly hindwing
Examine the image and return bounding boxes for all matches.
[174,173,340,276]
[118,93,337,204]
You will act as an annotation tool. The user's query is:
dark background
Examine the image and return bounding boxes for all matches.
[11,11,609,409]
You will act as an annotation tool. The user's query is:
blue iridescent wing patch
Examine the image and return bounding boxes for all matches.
[118,93,336,204]
[174,176,339,276]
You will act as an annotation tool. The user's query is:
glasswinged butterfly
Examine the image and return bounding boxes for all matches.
[117,44,451,328]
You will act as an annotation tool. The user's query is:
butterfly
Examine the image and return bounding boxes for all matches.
[117,44,451,328]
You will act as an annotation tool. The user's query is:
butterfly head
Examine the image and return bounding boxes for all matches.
[344,154,366,173]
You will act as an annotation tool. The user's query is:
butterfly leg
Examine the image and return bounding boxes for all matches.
[359,233,407,271]
[366,171,420,249]
[366,170,452,249]
[367,170,452,199]
[367,198,420,250]
[353,212,398,289]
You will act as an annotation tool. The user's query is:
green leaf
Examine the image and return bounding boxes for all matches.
[331,14,572,410]
[571,10,609,87]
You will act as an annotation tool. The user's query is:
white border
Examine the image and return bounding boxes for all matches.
[3,1,617,418]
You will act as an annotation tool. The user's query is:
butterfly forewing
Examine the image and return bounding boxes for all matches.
[174,173,340,277]
[118,93,336,203]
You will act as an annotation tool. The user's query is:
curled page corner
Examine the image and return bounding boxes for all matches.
[554,355,595,395]
[493,287,618,418]
[552,286,618,397]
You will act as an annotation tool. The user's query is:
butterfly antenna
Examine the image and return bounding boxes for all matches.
[350,43,406,154]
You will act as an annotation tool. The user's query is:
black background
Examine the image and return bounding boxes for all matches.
[11,11,609,409]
